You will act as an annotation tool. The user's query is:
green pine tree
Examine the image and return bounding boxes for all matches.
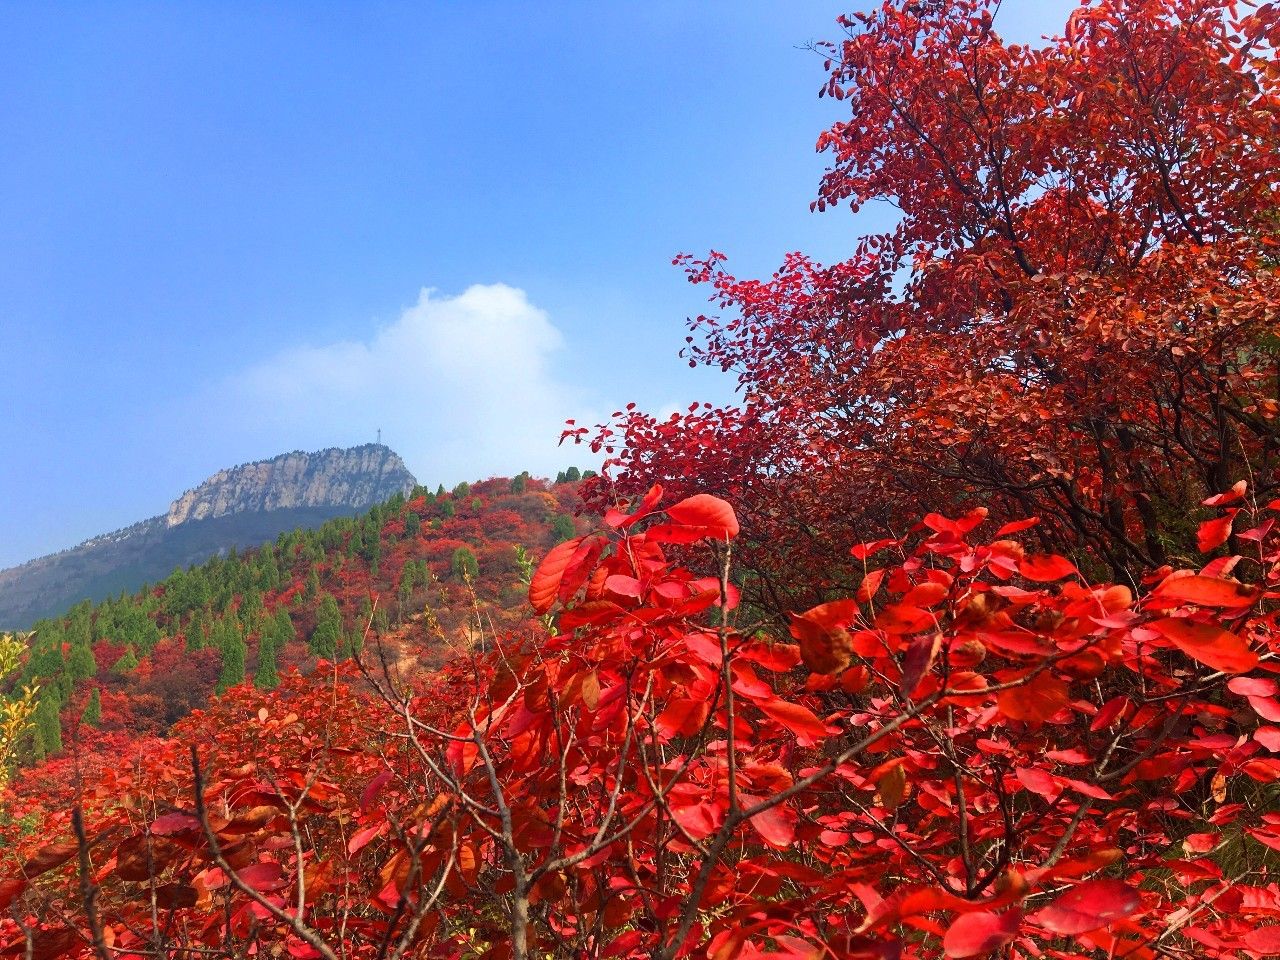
[217,630,247,694]
[451,547,479,581]
[552,514,577,543]
[81,687,102,727]
[112,647,139,674]
[272,608,296,648]
[34,687,62,755]
[67,642,97,682]
[309,594,342,660]
[254,640,280,690]
[398,564,417,602]
[187,608,208,651]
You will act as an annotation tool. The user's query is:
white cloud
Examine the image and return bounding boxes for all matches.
[220,284,597,485]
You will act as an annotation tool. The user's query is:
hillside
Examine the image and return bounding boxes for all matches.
[0,444,417,628]
[8,471,586,761]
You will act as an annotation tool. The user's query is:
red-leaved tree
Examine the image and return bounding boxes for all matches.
[570,0,1280,609]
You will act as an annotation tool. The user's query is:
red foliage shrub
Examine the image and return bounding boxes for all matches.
[5,485,1280,957]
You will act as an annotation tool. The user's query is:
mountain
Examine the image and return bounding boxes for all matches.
[0,444,417,628]
[10,472,583,757]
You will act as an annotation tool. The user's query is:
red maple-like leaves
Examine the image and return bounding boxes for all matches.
[664,493,740,539]
[1148,617,1259,674]
[528,536,582,614]
[10,488,1280,959]
[1033,879,1142,935]
[1197,512,1236,552]
[943,909,1022,958]
[1151,574,1258,608]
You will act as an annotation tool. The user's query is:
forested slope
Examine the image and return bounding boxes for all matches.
[7,472,586,765]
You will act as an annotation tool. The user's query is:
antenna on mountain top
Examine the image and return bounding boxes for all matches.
[376,428,382,446]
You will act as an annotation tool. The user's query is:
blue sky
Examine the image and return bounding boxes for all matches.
[0,1,1077,567]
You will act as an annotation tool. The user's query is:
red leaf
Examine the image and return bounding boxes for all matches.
[0,878,24,912]
[20,842,77,878]
[655,698,710,738]
[756,698,830,747]
[1250,696,1280,723]
[1203,480,1247,506]
[528,537,583,613]
[558,535,608,604]
[0,927,79,960]
[1244,926,1280,954]
[943,909,1022,958]
[580,669,601,710]
[359,771,393,815]
[1060,777,1113,800]
[604,574,642,599]
[745,798,796,849]
[996,671,1069,723]
[237,861,289,892]
[856,568,886,601]
[1149,618,1258,674]
[670,800,723,841]
[150,812,200,836]
[995,517,1040,536]
[347,823,384,855]
[1045,747,1092,764]
[664,494,739,539]
[1090,695,1131,731]
[604,484,664,529]
[791,619,853,676]
[851,537,897,560]
[791,600,859,675]
[739,640,801,673]
[1019,554,1078,582]
[1256,727,1280,751]
[1034,879,1141,935]
[1229,676,1278,697]
[1151,574,1257,608]
[1016,767,1060,799]
[875,603,934,634]
[900,631,940,695]
[1197,512,1236,552]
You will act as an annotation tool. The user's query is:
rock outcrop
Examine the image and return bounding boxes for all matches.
[165,445,416,526]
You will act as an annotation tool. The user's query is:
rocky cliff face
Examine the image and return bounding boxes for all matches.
[0,444,419,628]
[165,445,417,527]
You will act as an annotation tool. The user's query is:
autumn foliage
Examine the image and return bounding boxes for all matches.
[572,0,1280,605]
[3,484,1280,957]
[5,0,1280,957]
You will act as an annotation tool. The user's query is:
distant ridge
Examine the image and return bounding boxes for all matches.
[0,444,417,628]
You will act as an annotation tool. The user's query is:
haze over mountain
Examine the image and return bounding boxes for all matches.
[0,444,416,628]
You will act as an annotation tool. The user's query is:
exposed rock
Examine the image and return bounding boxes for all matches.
[165,445,416,526]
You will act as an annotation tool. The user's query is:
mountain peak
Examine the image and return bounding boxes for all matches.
[164,444,417,528]
[0,444,419,628]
